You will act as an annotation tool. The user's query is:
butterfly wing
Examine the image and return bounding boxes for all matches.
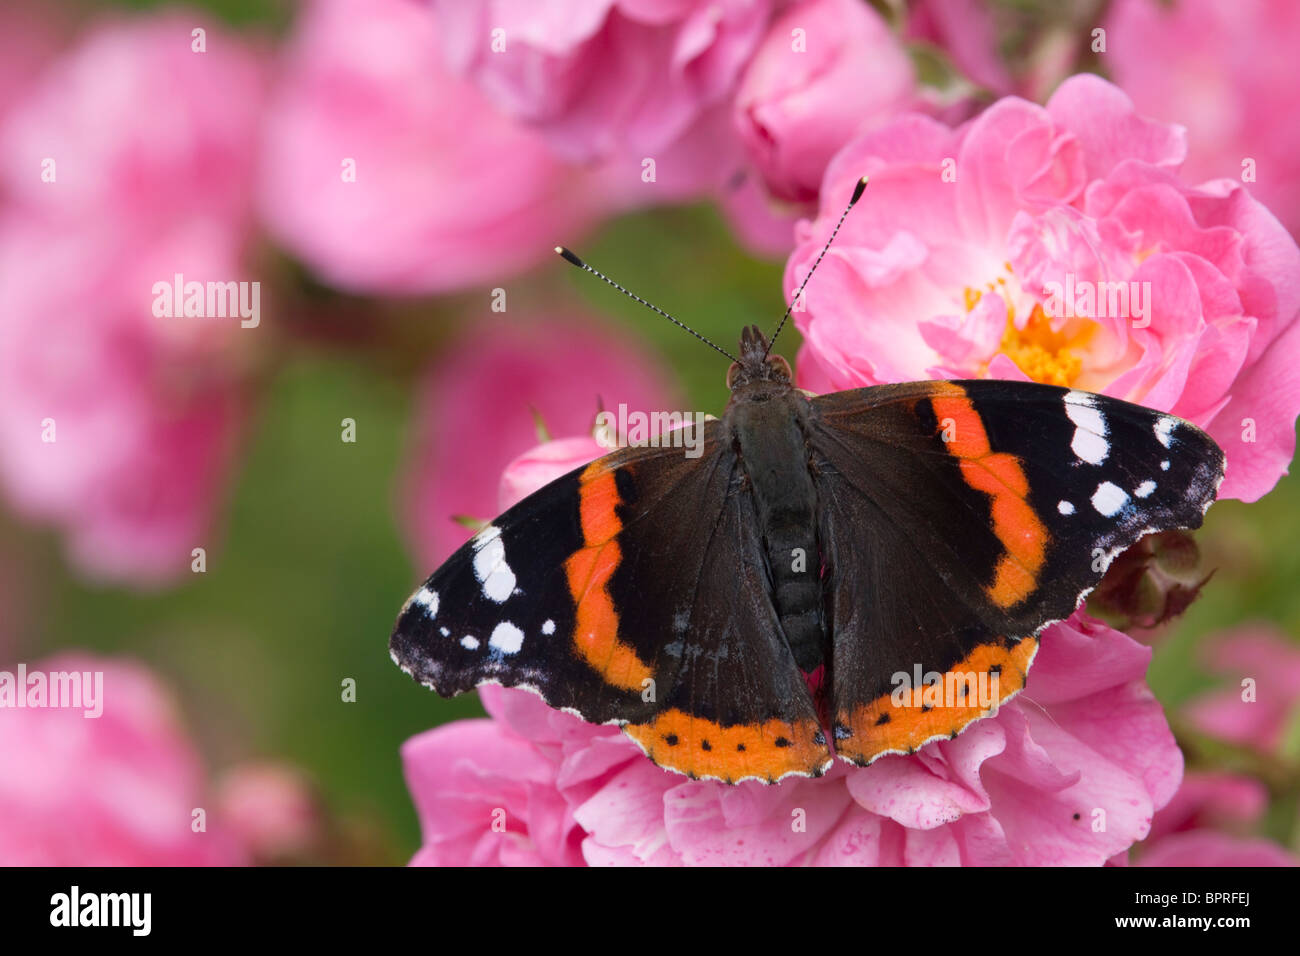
[390,424,831,783]
[809,379,1223,765]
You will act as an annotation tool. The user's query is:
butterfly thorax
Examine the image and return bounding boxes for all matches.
[725,326,826,673]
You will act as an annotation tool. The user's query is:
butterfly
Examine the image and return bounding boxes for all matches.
[389,179,1225,785]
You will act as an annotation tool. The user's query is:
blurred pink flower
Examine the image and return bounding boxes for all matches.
[260,0,609,295]
[402,440,1182,866]
[904,0,1013,96]
[0,654,245,865]
[2,14,264,230]
[1139,831,1295,866]
[1105,0,1300,237]
[433,0,775,164]
[401,316,673,568]
[1134,772,1295,866]
[496,435,607,517]
[789,74,1300,503]
[717,169,803,259]
[0,15,265,584]
[595,103,794,249]
[1183,625,1300,754]
[0,1,67,121]
[1145,771,1268,843]
[734,0,915,204]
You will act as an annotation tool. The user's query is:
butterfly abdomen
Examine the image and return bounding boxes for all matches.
[729,387,826,673]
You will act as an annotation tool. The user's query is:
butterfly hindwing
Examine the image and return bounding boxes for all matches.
[809,379,1223,765]
[390,421,832,783]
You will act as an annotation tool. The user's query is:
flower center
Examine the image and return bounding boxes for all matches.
[965,268,1097,388]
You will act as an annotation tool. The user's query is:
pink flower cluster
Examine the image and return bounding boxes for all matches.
[259,0,609,294]
[790,74,1300,504]
[0,15,265,583]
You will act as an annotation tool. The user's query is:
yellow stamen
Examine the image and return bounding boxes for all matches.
[998,303,1090,387]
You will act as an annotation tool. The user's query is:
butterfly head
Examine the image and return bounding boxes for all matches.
[727,325,792,390]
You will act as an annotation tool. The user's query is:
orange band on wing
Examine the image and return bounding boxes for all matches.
[834,636,1038,765]
[564,464,653,691]
[623,709,831,783]
[931,387,1047,608]
[931,388,991,458]
[576,466,623,543]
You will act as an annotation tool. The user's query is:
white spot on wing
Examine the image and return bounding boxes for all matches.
[1135,480,1156,498]
[461,635,480,650]
[1071,430,1109,466]
[1065,391,1109,464]
[1058,500,1075,515]
[471,524,501,547]
[1155,417,1177,448]
[1091,481,1129,517]
[489,621,525,655]
[413,588,438,618]
[472,525,517,603]
[1161,459,1170,471]
[542,619,556,635]
[440,627,450,637]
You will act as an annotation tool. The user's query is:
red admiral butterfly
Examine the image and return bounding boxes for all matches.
[390,178,1224,784]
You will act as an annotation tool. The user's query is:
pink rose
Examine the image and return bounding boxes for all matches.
[401,316,673,568]
[433,0,775,163]
[401,437,1183,866]
[789,74,1300,503]
[1105,0,1300,237]
[1183,626,1300,754]
[734,0,915,204]
[259,0,606,295]
[0,654,245,866]
[0,16,265,584]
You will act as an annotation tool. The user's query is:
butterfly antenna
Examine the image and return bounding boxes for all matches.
[555,246,738,363]
[765,175,868,357]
